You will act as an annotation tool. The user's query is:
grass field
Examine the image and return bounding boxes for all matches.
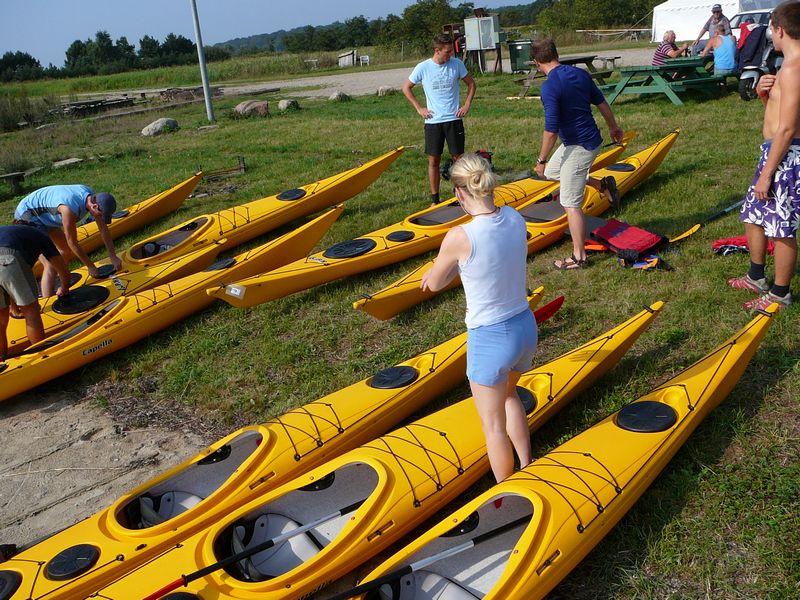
[0,54,797,598]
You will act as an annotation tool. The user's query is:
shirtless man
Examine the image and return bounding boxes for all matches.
[728,1,800,311]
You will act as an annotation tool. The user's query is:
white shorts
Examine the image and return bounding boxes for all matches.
[544,144,601,208]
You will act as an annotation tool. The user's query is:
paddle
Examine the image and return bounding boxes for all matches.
[533,295,564,325]
[327,513,531,600]
[668,199,745,243]
[142,497,367,600]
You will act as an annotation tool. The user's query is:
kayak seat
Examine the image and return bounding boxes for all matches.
[410,203,465,226]
[231,513,323,581]
[399,570,479,600]
[518,200,565,224]
[137,491,203,527]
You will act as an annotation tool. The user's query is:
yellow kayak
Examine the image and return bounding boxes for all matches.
[30,173,201,276]
[0,285,551,599]
[345,305,776,600]
[206,140,632,309]
[4,236,226,355]
[354,129,679,321]
[0,207,343,402]
[5,150,402,353]
[94,302,661,600]
[75,147,404,278]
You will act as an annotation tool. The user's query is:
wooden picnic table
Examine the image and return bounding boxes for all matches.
[518,54,614,97]
[601,56,723,107]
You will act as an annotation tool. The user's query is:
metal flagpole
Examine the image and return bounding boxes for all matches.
[189,0,215,122]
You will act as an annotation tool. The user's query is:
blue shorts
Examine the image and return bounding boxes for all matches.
[466,309,538,386]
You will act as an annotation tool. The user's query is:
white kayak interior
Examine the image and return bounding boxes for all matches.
[118,430,262,529]
[384,494,532,600]
[217,462,378,581]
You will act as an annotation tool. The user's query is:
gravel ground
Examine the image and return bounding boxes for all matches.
[220,47,655,99]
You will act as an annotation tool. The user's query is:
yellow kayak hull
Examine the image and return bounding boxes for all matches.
[206,141,633,309]
[89,302,661,600]
[0,207,343,403]
[0,282,544,599]
[354,305,776,600]
[354,130,679,321]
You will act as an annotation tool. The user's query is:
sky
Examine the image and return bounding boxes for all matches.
[0,0,508,68]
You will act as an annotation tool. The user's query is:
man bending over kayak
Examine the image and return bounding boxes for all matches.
[14,184,122,297]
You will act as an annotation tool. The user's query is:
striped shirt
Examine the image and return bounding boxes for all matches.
[652,42,678,66]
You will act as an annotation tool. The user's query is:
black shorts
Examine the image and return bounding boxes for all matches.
[424,120,465,157]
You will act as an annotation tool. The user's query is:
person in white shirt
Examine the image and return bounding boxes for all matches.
[421,153,537,482]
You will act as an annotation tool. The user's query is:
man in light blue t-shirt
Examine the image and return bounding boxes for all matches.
[403,33,476,205]
[14,184,122,296]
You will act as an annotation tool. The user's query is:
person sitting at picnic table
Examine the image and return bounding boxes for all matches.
[701,23,738,75]
[692,3,732,53]
[653,30,690,65]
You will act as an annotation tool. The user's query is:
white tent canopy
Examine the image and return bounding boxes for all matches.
[651,0,778,42]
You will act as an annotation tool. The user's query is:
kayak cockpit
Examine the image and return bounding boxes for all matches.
[116,430,262,529]
[128,217,209,259]
[214,462,379,582]
[386,495,533,600]
[518,198,565,224]
[408,203,465,227]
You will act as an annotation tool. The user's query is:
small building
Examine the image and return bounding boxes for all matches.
[338,49,356,68]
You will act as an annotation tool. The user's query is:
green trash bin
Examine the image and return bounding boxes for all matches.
[507,39,532,73]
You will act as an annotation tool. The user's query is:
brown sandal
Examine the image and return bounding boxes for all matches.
[554,254,588,270]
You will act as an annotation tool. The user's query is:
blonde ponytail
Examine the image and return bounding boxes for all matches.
[450,153,497,201]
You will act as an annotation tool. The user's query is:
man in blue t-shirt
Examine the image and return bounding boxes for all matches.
[14,184,122,296]
[0,225,72,362]
[403,33,477,205]
[531,38,624,270]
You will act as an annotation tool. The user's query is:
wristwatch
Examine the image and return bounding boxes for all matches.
[537,158,547,165]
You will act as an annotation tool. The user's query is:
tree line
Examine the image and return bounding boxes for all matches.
[0,31,231,82]
[1,0,661,83]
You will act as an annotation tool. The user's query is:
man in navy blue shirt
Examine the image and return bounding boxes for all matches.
[0,225,71,361]
[532,38,624,270]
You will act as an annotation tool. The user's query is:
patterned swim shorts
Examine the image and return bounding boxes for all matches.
[740,140,800,238]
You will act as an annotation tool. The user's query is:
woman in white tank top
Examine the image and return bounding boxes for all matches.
[421,154,538,482]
